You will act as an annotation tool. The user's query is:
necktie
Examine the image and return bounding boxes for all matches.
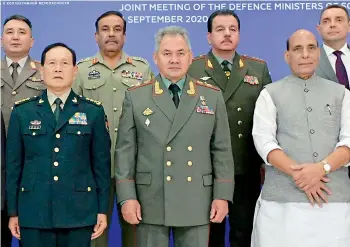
[333,50,349,90]
[169,83,180,108]
[54,98,63,121]
[222,60,231,80]
[11,62,19,85]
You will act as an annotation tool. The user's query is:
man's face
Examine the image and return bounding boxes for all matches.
[41,46,77,92]
[208,15,240,53]
[95,15,125,53]
[153,34,193,82]
[317,8,350,43]
[285,31,320,77]
[1,19,34,58]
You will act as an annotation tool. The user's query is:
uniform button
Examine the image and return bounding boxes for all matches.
[238,134,243,138]
[12,91,17,95]
[21,187,24,192]
[11,107,13,110]
[166,176,172,181]
[313,152,318,157]
[188,161,193,166]
[167,146,172,151]
[237,107,242,112]
[187,177,192,182]
[113,88,117,92]
[92,86,96,90]
[112,70,115,74]
[113,108,118,112]
[87,187,91,192]
[54,147,59,153]
[53,161,59,167]
[166,161,172,167]
[238,120,242,125]
[114,128,118,132]
[304,88,309,93]
[310,129,315,134]
[53,176,59,181]
[188,146,193,151]
[307,107,312,112]
[77,131,81,135]
[32,132,36,136]
[56,133,60,139]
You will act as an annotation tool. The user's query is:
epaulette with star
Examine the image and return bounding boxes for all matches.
[193,54,206,61]
[127,79,154,91]
[241,55,266,63]
[14,96,37,106]
[195,81,220,91]
[78,95,102,106]
[77,57,94,65]
[29,60,41,70]
[129,56,149,65]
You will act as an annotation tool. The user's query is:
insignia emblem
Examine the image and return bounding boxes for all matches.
[121,70,143,81]
[200,77,211,82]
[30,61,36,69]
[207,59,213,69]
[69,112,88,125]
[29,77,42,82]
[196,106,214,115]
[72,97,78,103]
[38,99,44,104]
[85,97,101,105]
[239,59,244,68]
[200,96,206,106]
[88,69,100,79]
[142,108,153,116]
[145,118,150,127]
[92,58,98,65]
[127,57,133,64]
[187,81,195,95]
[154,81,163,95]
[244,75,259,85]
[29,120,41,130]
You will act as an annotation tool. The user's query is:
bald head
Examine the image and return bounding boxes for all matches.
[285,29,320,78]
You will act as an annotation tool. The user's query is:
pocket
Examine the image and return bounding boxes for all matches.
[135,172,152,185]
[75,181,95,192]
[83,78,106,90]
[66,126,92,135]
[121,78,141,88]
[19,180,34,192]
[202,174,213,186]
[23,128,47,136]
[25,82,46,91]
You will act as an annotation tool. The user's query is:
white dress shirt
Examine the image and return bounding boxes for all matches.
[6,56,28,75]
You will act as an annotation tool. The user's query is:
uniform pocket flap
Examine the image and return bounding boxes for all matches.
[20,181,34,191]
[135,172,152,185]
[75,181,94,192]
[203,174,213,186]
[23,128,47,135]
[66,126,92,135]
[83,79,106,90]
[25,82,46,90]
[121,78,141,88]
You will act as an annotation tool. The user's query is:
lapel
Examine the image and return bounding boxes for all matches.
[319,46,338,82]
[1,59,15,88]
[14,57,37,90]
[166,75,199,143]
[204,51,228,91]
[36,90,56,130]
[151,74,176,123]
[223,53,248,102]
[55,90,80,132]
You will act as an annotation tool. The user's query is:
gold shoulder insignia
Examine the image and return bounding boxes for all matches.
[128,79,154,91]
[241,55,266,63]
[130,56,150,65]
[14,97,36,106]
[193,54,206,61]
[30,60,41,70]
[77,57,94,65]
[195,81,220,91]
[81,97,102,106]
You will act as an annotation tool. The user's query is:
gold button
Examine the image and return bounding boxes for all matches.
[238,134,243,138]
[238,120,242,125]
[92,86,96,90]
[188,146,193,151]
[54,147,59,152]
[166,176,172,181]
[237,107,242,112]
[187,177,192,182]
[53,176,59,181]
[54,161,59,167]
[114,128,118,132]
[113,108,118,112]
[188,161,193,166]
[21,187,24,192]
[77,131,81,135]
[12,91,17,95]
[166,146,172,151]
[87,186,91,192]
[166,161,172,167]
[56,133,60,138]
[113,88,117,92]
[32,132,36,136]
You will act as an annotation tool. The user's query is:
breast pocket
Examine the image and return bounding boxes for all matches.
[83,78,106,100]
[23,128,48,156]
[65,126,92,153]
[121,78,141,88]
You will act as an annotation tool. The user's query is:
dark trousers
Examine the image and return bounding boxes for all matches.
[1,209,12,247]
[209,170,261,247]
[20,226,93,247]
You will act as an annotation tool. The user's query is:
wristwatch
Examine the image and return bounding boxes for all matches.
[321,160,331,175]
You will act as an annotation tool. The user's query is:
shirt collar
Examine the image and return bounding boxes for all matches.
[6,56,28,69]
[323,43,350,57]
[212,52,235,65]
[47,89,72,107]
[161,75,186,93]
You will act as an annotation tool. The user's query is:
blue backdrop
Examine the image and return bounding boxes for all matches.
[2,0,350,246]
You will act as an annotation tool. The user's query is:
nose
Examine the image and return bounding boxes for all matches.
[224,28,231,36]
[301,48,310,59]
[54,63,63,72]
[169,54,180,64]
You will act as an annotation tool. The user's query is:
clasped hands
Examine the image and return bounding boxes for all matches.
[291,163,332,207]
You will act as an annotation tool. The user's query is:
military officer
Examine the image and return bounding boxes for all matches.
[6,42,111,247]
[1,14,45,132]
[72,11,153,247]
[115,26,234,247]
[188,10,272,247]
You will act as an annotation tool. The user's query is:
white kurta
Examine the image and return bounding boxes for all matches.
[251,88,350,247]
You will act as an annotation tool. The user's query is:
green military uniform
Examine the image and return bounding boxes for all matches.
[115,74,235,247]
[72,51,153,247]
[1,56,45,132]
[188,50,272,247]
[6,90,111,247]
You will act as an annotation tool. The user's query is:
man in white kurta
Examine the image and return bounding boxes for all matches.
[251,30,350,247]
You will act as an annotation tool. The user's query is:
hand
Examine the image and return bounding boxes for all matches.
[91,214,108,240]
[121,200,142,225]
[9,216,20,239]
[210,199,228,223]
[305,181,332,207]
[291,163,329,191]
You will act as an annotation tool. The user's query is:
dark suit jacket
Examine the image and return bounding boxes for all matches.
[1,111,5,210]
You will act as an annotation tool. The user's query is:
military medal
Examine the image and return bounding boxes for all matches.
[200,96,206,106]
[142,108,153,116]
[145,118,150,127]
[69,112,88,125]
[244,75,259,85]
[29,120,41,130]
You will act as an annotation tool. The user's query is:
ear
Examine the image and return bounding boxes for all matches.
[72,65,78,81]
[30,37,34,49]
[189,51,193,65]
[284,50,289,64]
[207,32,212,45]
[94,32,98,44]
[153,52,157,66]
[316,24,321,35]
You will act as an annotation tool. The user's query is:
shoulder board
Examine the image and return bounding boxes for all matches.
[79,96,102,106]
[193,54,206,61]
[127,80,154,91]
[14,96,37,106]
[130,56,149,65]
[241,55,266,63]
[29,60,41,69]
[195,81,220,91]
[77,57,93,65]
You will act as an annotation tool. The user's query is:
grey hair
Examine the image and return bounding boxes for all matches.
[154,26,192,52]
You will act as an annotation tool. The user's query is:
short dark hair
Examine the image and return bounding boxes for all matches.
[286,38,319,51]
[3,14,32,30]
[207,10,241,33]
[95,11,126,34]
[319,4,350,23]
[41,42,77,66]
